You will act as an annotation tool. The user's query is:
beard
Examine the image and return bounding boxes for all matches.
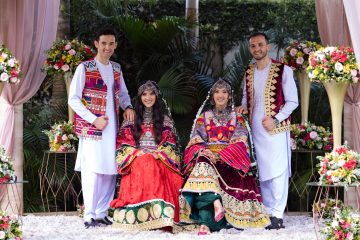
[252,51,267,60]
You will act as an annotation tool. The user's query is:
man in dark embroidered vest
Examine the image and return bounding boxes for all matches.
[238,32,298,230]
[68,27,134,228]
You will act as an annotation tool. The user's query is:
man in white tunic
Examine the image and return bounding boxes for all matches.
[239,32,298,230]
[68,28,134,228]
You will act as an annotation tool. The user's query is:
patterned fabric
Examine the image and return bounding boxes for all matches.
[245,59,291,135]
[111,115,183,231]
[115,115,181,175]
[180,109,269,229]
[74,59,122,139]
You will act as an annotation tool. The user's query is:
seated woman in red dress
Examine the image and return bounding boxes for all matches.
[110,80,183,231]
[179,79,269,235]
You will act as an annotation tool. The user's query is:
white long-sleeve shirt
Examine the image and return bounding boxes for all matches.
[68,58,132,174]
[241,61,298,181]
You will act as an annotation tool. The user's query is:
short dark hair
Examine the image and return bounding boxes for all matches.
[95,27,117,42]
[248,32,269,44]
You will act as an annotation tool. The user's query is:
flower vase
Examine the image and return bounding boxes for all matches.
[323,81,349,148]
[296,70,311,124]
[64,72,74,123]
[0,82,4,96]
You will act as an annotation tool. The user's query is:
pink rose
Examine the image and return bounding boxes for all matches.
[62,134,68,141]
[309,131,318,140]
[68,49,76,55]
[61,64,70,72]
[353,77,359,83]
[64,44,71,50]
[54,64,60,70]
[290,48,298,57]
[0,72,9,81]
[303,48,310,54]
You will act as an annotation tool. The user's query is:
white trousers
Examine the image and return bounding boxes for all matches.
[81,168,116,222]
[260,170,289,219]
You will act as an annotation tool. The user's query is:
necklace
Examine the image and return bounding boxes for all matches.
[212,108,231,126]
[143,107,153,127]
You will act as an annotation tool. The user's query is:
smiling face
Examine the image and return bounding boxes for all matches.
[141,89,157,108]
[212,87,230,109]
[94,35,117,62]
[249,35,270,61]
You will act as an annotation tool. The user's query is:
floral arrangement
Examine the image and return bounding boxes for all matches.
[317,145,360,186]
[290,122,333,151]
[0,146,16,183]
[321,206,360,240]
[0,44,21,84]
[283,40,321,71]
[42,39,94,75]
[314,198,344,220]
[0,211,23,240]
[43,121,78,152]
[307,46,360,84]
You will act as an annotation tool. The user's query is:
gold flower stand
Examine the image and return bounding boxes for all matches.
[306,182,360,239]
[39,150,82,213]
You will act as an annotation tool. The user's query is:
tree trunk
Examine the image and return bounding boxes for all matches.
[185,0,199,49]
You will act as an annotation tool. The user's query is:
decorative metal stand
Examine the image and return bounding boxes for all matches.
[288,149,327,211]
[39,150,82,212]
[0,181,28,215]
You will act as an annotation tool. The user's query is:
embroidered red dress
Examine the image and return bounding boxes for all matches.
[179,110,269,230]
[110,115,183,231]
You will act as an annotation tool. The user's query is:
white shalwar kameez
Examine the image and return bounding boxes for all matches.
[242,61,298,219]
[68,58,132,221]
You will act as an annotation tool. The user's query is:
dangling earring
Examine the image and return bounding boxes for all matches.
[210,98,215,105]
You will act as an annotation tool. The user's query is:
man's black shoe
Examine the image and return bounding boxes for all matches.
[265,216,281,230]
[278,218,285,229]
[96,216,113,226]
[84,218,98,229]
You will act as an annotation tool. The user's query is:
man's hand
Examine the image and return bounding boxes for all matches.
[123,108,135,122]
[235,106,248,114]
[262,116,277,131]
[93,115,109,130]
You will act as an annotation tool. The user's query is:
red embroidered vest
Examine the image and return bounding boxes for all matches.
[74,59,122,139]
[245,59,291,135]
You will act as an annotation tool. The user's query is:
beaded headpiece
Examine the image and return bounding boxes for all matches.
[138,80,159,96]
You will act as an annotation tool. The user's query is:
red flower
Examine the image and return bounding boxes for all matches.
[339,220,351,229]
[11,68,19,77]
[336,147,348,155]
[343,159,357,170]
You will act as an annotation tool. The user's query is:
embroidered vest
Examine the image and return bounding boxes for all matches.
[74,59,122,139]
[245,59,291,135]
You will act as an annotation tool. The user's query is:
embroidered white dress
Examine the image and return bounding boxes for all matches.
[242,61,298,181]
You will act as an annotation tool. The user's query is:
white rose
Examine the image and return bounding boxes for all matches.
[334,62,343,72]
[308,71,315,79]
[0,72,9,82]
[351,69,358,77]
[296,57,304,65]
[10,77,18,83]
[0,231,5,239]
[352,77,359,84]
[337,159,345,167]
[331,220,339,228]
[316,53,325,60]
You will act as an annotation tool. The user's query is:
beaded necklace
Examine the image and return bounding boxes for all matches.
[212,107,231,126]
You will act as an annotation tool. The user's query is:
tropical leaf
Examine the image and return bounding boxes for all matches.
[158,67,196,115]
